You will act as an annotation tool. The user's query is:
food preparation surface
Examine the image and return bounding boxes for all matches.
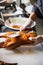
[0,44,43,65]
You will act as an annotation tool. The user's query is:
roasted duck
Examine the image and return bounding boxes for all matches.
[3,32,15,37]
[0,31,37,49]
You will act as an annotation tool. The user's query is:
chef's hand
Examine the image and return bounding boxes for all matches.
[29,35,43,45]
[20,18,34,31]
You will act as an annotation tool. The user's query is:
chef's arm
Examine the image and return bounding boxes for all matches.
[29,12,37,21]
[20,0,42,31]
[20,12,37,31]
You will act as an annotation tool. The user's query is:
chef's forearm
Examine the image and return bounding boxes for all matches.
[29,12,37,21]
[20,12,37,31]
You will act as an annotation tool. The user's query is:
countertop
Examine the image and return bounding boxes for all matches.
[0,44,43,65]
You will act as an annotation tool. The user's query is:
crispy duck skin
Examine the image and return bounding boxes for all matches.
[0,36,10,48]
[3,31,37,49]
[3,32,15,37]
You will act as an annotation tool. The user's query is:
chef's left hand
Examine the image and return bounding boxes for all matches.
[29,35,43,45]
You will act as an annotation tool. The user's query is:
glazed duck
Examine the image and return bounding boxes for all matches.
[0,31,37,49]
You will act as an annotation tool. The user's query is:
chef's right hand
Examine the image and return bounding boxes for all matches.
[20,18,34,31]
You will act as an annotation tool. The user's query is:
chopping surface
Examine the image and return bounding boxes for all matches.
[0,44,43,65]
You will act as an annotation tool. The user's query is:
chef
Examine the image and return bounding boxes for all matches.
[20,0,43,45]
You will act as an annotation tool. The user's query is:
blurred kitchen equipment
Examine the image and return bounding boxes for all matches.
[0,0,6,6]
[21,0,30,6]
[5,17,36,31]
[25,4,33,14]
[20,3,26,13]
[0,12,4,32]
[0,0,6,3]
[0,12,4,25]
[5,2,17,13]
[16,0,21,6]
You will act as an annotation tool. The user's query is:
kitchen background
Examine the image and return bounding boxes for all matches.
[0,0,43,35]
[14,0,43,35]
[0,1,43,65]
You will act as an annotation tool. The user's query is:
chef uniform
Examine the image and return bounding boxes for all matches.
[32,0,43,35]
[32,0,43,18]
[20,0,43,35]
